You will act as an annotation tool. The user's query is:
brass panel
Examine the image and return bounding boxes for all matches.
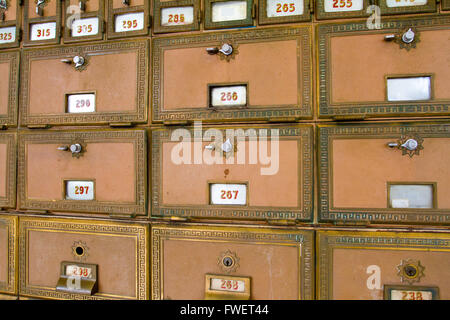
[153,0,200,34]
[443,0,450,10]
[204,0,254,29]
[0,0,21,49]
[151,223,314,300]
[315,0,371,20]
[17,129,147,217]
[317,16,450,119]
[152,27,313,123]
[259,0,311,25]
[19,216,149,300]
[318,122,450,225]
[151,124,313,221]
[378,0,436,15]
[317,230,450,300]
[0,133,17,210]
[0,215,17,296]
[106,0,150,39]
[63,0,105,43]
[20,40,148,127]
[0,50,19,127]
[23,0,62,46]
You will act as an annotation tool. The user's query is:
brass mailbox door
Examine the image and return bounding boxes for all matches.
[204,0,254,29]
[317,230,450,300]
[317,16,450,119]
[315,0,371,20]
[0,50,19,127]
[151,124,313,222]
[151,224,314,300]
[0,133,17,210]
[152,27,312,123]
[106,0,150,39]
[17,129,147,217]
[0,0,21,49]
[443,0,450,10]
[0,215,17,296]
[153,0,200,34]
[63,0,105,43]
[23,0,62,46]
[258,0,311,25]
[19,217,149,300]
[20,40,148,127]
[318,122,450,225]
[378,0,436,15]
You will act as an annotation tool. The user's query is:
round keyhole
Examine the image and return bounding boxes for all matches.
[404,265,417,278]
[75,246,84,256]
[223,256,234,268]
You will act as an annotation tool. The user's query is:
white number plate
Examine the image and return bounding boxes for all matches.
[115,12,145,32]
[210,278,246,292]
[389,184,433,209]
[267,0,304,17]
[387,77,431,101]
[212,1,247,22]
[71,17,99,37]
[210,184,247,205]
[161,7,194,26]
[66,181,94,201]
[211,86,247,107]
[386,0,427,7]
[0,26,16,44]
[30,22,57,41]
[324,0,364,12]
[67,94,96,113]
[390,290,433,300]
[66,265,93,279]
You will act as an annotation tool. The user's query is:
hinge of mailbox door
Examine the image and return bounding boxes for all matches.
[163,120,192,126]
[267,219,297,226]
[267,116,300,123]
[109,122,133,127]
[24,209,49,214]
[18,28,23,42]
[252,3,257,19]
[102,20,106,33]
[168,216,190,222]
[332,115,367,121]
[19,0,23,6]
[27,124,50,129]
[309,0,314,13]
[108,212,137,219]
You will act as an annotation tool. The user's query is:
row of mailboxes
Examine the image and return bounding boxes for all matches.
[1,16,449,127]
[0,122,449,225]
[1,214,449,299]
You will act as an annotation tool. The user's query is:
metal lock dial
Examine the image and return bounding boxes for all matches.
[58,143,85,158]
[207,43,234,56]
[61,55,88,71]
[36,0,45,16]
[388,138,418,151]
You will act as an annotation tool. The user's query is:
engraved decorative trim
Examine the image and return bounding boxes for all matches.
[0,132,17,209]
[152,27,313,122]
[20,40,148,126]
[18,217,148,300]
[151,125,313,221]
[318,123,450,224]
[17,130,147,216]
[151,225,314,300]
[0,51,19,126]
[0,216,17,295]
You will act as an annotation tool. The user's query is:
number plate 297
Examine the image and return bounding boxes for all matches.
[66,181,94,201]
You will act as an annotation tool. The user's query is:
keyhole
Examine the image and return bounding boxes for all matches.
[75,246,84,256]
[223,257,234,268]
[404,265,417,278]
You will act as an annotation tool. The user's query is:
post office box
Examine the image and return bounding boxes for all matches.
[152,27,312,124]
[0,133,16,211]
[204,0,254,29]
[378,0,436,15]
[151,223,314,300]
[17,129,147,217]
[317,230,450,300]
[0,50,19,128]
[151,124,313,222]
[23,0,62,46]
[19,216,149,300]
[258,0,311,25]
[0,215,17,296]
[443,0,450,10]
[20,40,148,127]
[106,0,150,39]
[318,122,450,225]
[317,16,450,119]
[315,0,371,20]
[0,0,21,49]
[63,0,105,43]
[153,0,200,34]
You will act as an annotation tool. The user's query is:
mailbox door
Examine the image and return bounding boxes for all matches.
[0,51,19,127]
[378,0,436,15]
[23,0,62,46]
[204,0,254,29]
[258,0,311,25]
[151,224,314,300]
[17,129,147,217]
[0,0,21,49]
[319,122,450,225]
[0,132,16,210]
[20,40,148,127]
[152,0,201,34]
[63,0,105,43]
[151,124,313,222]
[0,215,17,296]
[19,216,149,299]
[443,0,450,10]
[317,16,450,119]
[152,27,312,123]
[106,0,150,39]
[317,230,450,300]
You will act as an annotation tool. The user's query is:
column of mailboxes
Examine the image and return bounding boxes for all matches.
[0,0,449,301]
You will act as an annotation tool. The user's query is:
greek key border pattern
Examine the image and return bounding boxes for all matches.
[318,123,450,224]
[17,130,147,216]
[0,132,17,209]
[18,217,148,300]
[318,16,450,117]
[152,26,312,122]
[0,216,16,295]
[151,226,314,300]
[151,126,313,221]
[0,50,19,126]
[20,40,148,126]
